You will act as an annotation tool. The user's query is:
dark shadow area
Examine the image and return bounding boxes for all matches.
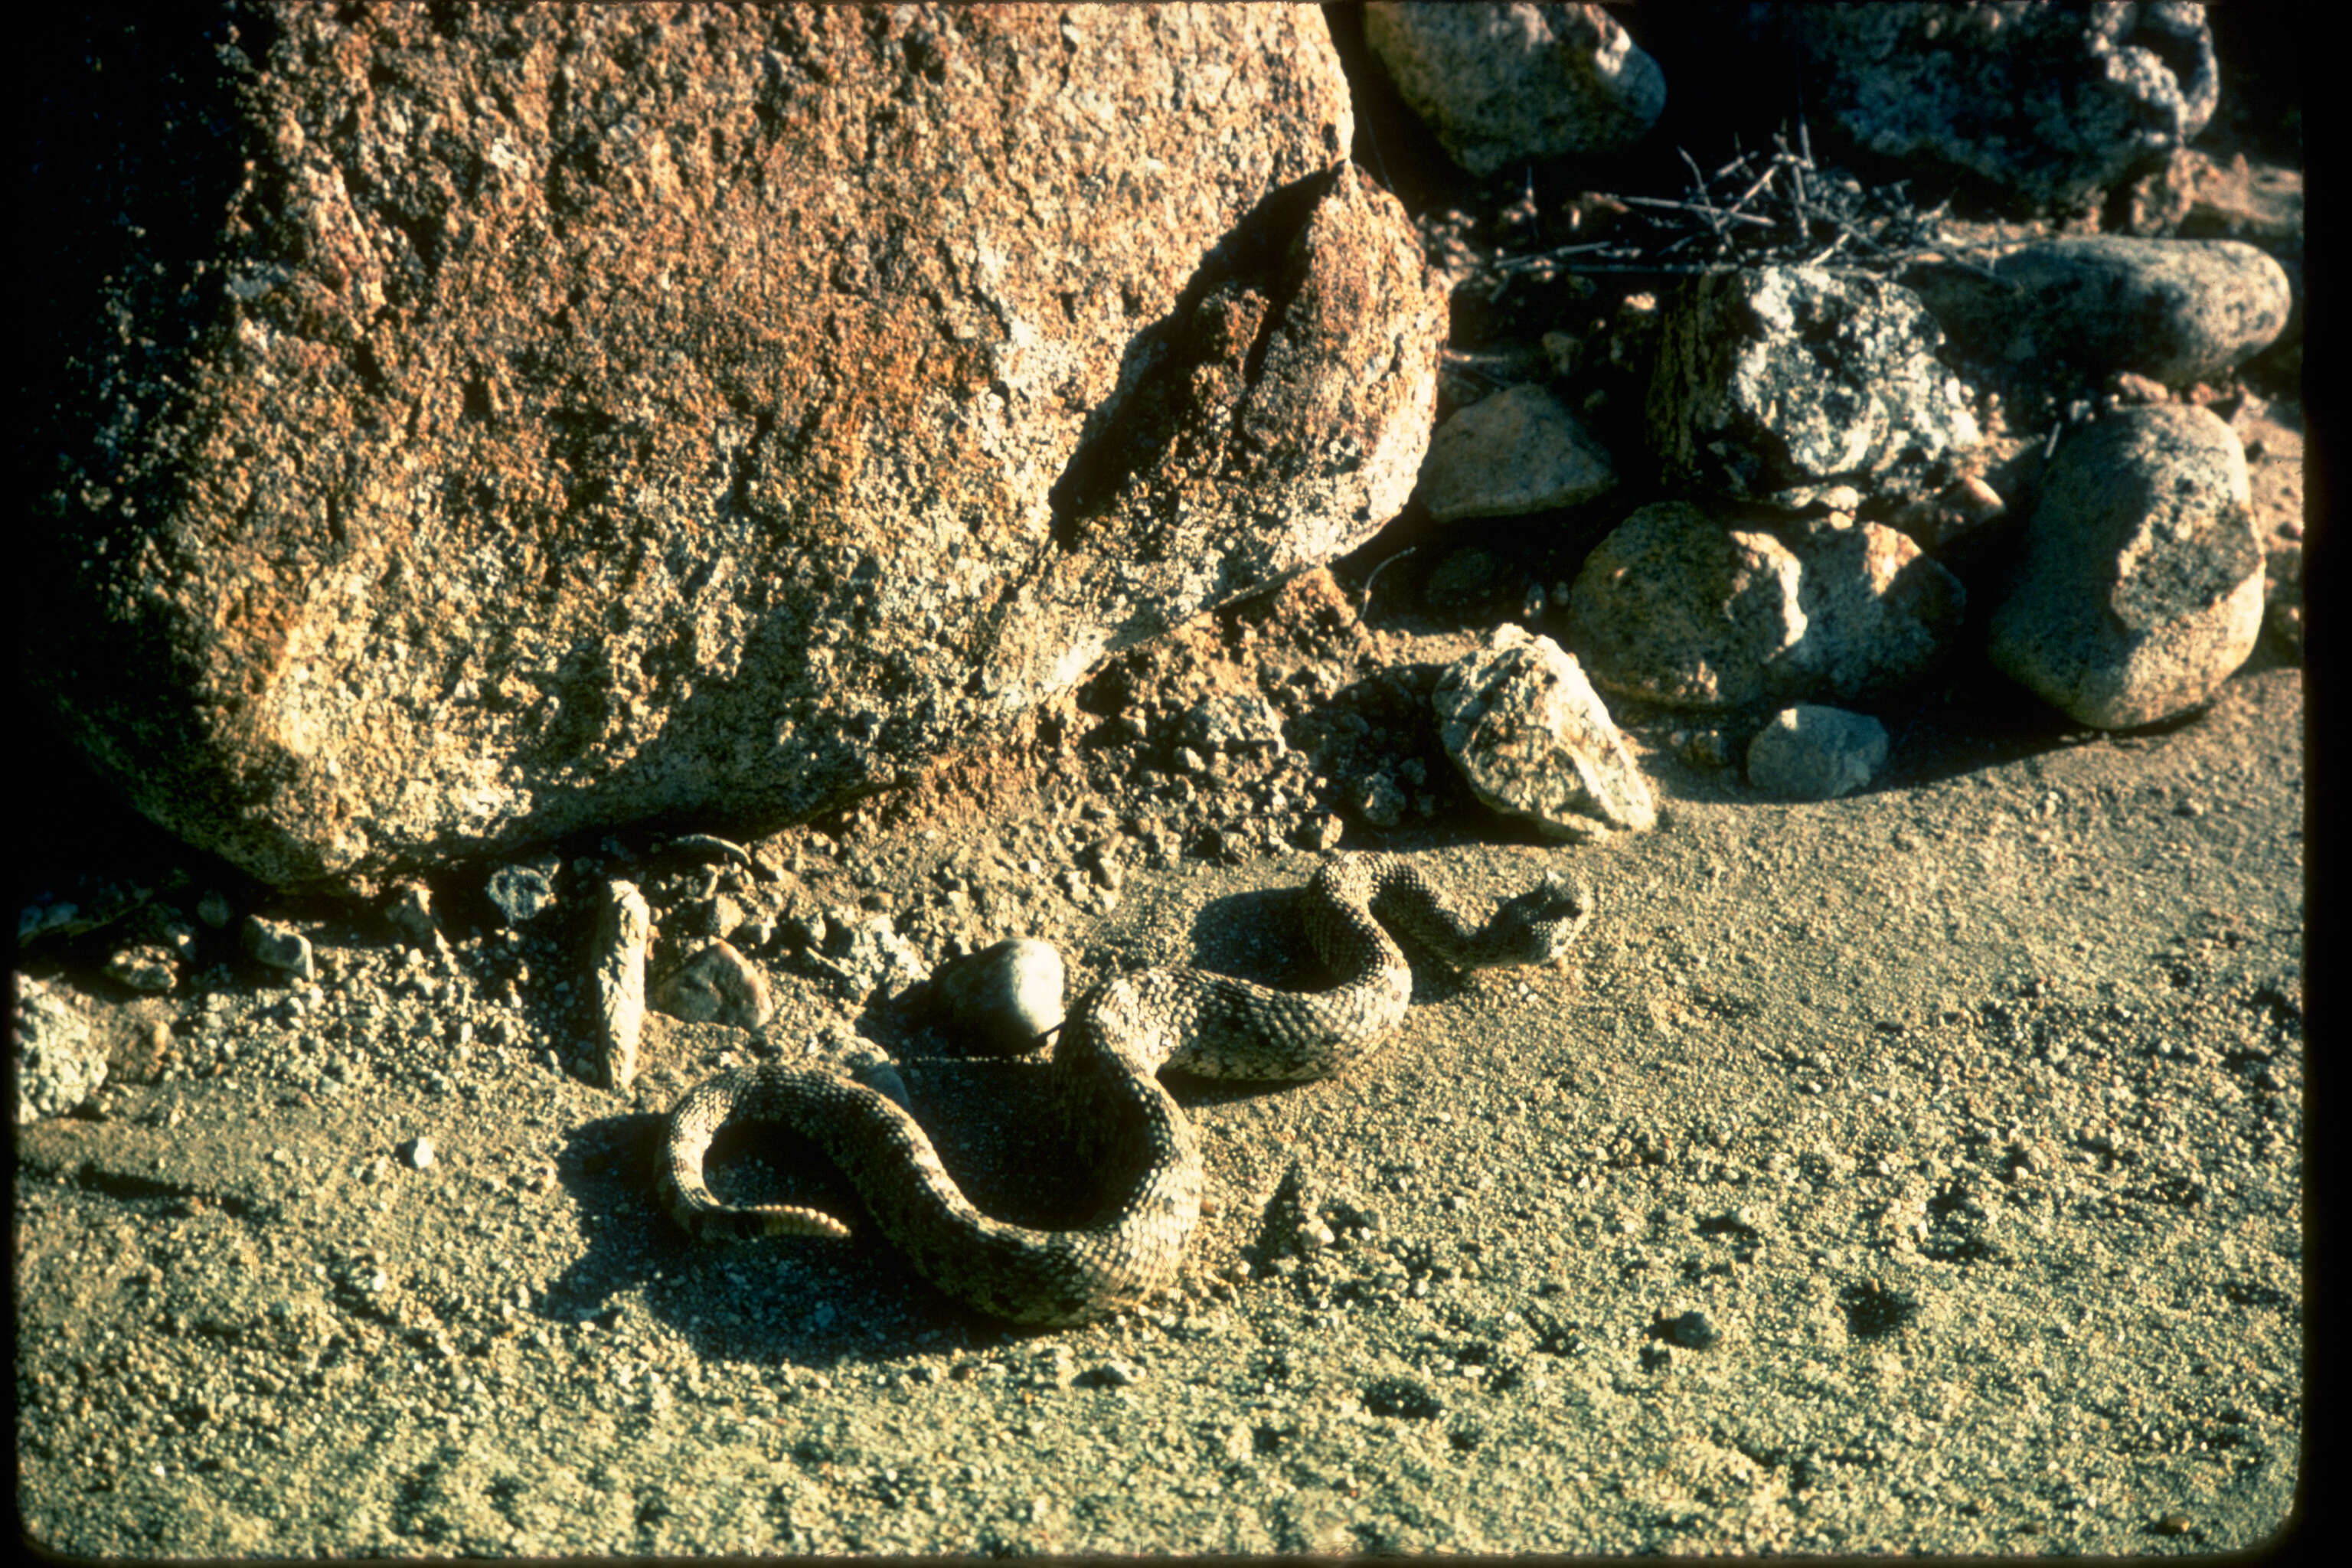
[548,1109,1032,1364]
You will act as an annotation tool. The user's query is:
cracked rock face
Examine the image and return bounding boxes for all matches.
[1989,405,2261,729]
[1646,266,1979,513]
[28,5,1443,894]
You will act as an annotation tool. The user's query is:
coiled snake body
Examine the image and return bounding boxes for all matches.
[659,852,1591,1325]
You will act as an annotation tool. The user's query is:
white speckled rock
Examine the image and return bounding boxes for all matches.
[1434,624,1655,841]
[12,977,107,1124]
[1781,3,2216,207]
[1647,266,1979,512]
[1989,405,2260,729]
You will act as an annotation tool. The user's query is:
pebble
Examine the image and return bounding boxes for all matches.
[652,940,775,1030]
[931,938,1065,1057]
[484,863,557,926]
[240,916,315,982]
[1415,383,1618,523]
[403,1137,436,1170]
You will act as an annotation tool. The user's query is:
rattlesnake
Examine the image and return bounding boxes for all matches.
[658,851,1592,1325]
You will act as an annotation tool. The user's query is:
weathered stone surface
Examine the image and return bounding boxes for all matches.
[1364,2,1664,176]
[1416,383,1618,523]
[652,939,773,1031]
[1988,406,2259,729]
[1647,267,1978,512]
[1565,502,1965,711]
[931,937,1066,1057]
[1433,625,1655,841]
[1908,237,2292,387]
[1746,705,1889,801]
[13,978,107,1124]
[590,880,650,1093]
[27,6,1442,893]
[805,911,930,1006]
[1781,2,2217,207]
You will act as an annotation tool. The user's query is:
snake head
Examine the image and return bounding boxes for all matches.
[1474,870,1593,968]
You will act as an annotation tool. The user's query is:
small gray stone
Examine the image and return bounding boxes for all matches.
[1082,1359,1141,1389]
[196,890,234,929]
[1989,405,2261,728]
[1658,1308,1720,1351]
[1746,705,1889,801]
[933,938,1067,1057]
[1352,773,1409,829]
[1416,383,1618,523]
[484,864,555,926]
[1435,624,1656,841]
[1364,2,1665,176]
[652,940,775,1030]
[241,916,315,982]
[403,1137,436,1170]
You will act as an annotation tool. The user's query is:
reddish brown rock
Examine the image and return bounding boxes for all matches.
[28,6,1439,893]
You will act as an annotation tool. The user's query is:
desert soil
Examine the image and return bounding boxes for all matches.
[15,508,2304,1554]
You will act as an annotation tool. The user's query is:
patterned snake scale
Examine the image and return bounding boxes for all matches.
[659,852,1592,1325]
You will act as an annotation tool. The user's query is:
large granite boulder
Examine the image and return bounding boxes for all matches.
[25,5,1443,893]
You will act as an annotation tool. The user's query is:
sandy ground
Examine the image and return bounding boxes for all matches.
[15,570,2304,1554]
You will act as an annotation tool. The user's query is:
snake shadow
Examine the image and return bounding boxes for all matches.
[542,1106,1056,1364]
